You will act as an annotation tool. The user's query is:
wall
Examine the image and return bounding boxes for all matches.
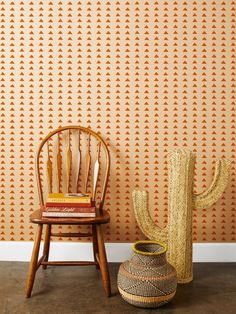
[0,1,235,242]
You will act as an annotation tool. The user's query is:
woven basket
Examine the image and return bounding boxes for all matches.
[117,240,177,308]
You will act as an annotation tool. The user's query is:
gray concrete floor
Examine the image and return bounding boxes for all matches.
[0,262,235,314]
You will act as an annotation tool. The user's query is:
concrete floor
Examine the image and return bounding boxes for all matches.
[0,262,235,314]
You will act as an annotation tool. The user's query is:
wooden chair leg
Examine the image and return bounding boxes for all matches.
[25,224,43,298]
[42,224,51,270]
[92,225,99,269]
[96,225,111,297]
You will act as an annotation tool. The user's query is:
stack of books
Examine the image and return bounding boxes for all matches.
[42,193,96,218]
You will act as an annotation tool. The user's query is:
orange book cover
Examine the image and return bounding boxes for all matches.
[47,193,92,204]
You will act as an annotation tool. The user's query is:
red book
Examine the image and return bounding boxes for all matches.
[42,206,96,218]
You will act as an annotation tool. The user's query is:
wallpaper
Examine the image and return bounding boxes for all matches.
[0,1,235,242]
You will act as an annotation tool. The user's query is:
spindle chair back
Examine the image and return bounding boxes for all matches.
[25,126,111,298]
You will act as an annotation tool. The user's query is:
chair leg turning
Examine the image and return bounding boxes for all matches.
[92,225,100,269]
[25,224,43,298]
[42,224,51,270]
[96,225,111,297]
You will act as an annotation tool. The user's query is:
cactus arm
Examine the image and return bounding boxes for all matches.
[193,159,231,210]
[132,190,168,243]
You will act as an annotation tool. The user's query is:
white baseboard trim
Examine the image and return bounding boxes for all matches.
[0,242,235,262]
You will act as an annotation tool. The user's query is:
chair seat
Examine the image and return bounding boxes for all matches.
[30,209,110,225]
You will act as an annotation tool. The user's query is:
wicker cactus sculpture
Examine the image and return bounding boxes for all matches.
[133,149,231,283]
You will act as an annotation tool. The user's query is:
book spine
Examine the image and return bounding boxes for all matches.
[48,193,91,198]
[44,206,95,213]
[47,198,91,204]
[42,212,96,218]
[45,202,92,208]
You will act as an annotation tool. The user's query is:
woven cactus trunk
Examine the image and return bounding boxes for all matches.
[133,149,231,284]
[167,150,195,283]
[117,241,177,308]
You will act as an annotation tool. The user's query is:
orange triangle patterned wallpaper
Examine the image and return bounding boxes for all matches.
[0,1,235,242]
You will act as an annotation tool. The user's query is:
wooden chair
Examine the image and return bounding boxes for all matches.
[25,125,111,297]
